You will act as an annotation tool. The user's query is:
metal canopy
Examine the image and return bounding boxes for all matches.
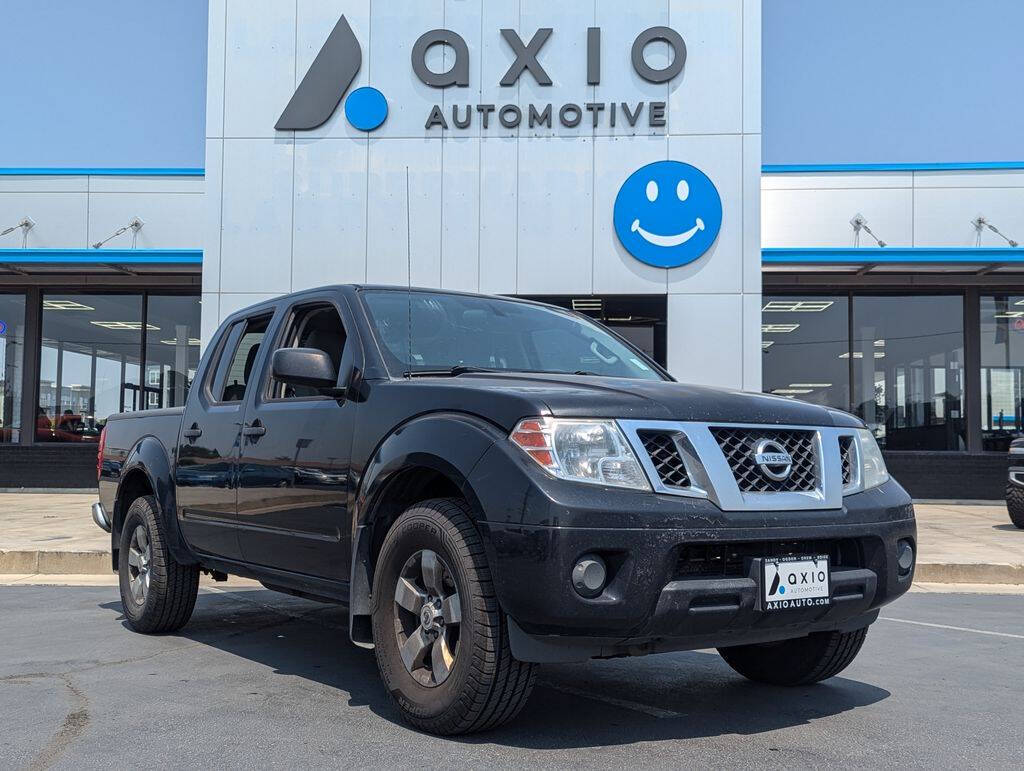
[0,249,202,277]
[762,247,1024,276]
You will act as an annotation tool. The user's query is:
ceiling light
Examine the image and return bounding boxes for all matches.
[159,338,201,346]
[762,300,834,313]
[789,383,831,388]
[90,321,159,331]
[839,351,886,359]
[773,388,813,395]
[572,298,603,312]
[762,323,800,333]
[44,299,95,311]
[874,339,885,347]
[762,340,774,350]
[994,311,1024,319]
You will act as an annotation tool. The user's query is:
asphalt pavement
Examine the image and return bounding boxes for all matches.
[1,585,1021,769]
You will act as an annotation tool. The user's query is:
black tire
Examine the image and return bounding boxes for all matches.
[1006,485,1024,529]
[118,495,199,634]
[371,498,536,735]
[718,627,868,686]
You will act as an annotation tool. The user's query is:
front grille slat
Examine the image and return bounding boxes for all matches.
[675,539,862,580]
[638,430,690,488]
[839,436,856,487]
[711,427,818,493]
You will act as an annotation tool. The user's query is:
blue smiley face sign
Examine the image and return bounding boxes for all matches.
[613,160,723,268]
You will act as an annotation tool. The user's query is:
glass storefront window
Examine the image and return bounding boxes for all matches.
[144,295,202,409]
[762,295,850,410]
[38,294,143,442]
[852,295,965,451]
[980,295,1024,451]
[0,294,26,443]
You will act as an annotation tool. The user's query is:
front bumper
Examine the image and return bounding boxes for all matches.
[476,479,915,662]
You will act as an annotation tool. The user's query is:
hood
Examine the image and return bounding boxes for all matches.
[410,372,862,430]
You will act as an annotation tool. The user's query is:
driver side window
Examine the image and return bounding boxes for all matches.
[270,303,347,399]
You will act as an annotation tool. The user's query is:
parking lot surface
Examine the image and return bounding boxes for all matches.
[1,585,1021,769]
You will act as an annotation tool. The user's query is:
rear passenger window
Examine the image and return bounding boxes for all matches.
[270,304,347,399]
[213,315,271,402]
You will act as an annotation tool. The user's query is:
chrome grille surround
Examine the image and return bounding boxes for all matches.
[619,420,862,512]
[637,430,691,489]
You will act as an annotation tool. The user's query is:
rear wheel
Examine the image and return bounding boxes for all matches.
[1007,485,1024,529]
[371,498,536,735]
[718,627,868,686]
[118,495,199,633]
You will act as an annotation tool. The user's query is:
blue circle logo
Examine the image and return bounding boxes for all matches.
[613,160,723,268]
[344,86,388,131]
[0,320,6,335]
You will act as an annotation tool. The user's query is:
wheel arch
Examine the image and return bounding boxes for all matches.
[112,435,196,570]
[348,412,503,646]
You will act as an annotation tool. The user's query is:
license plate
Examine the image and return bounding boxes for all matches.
[762,555,831,610]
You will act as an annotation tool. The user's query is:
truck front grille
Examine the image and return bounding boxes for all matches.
[638,430,690,488]
[710,427,818,493]
[674,539,862,580]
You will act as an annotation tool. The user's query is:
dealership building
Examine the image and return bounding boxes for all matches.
[1,0,1023,498]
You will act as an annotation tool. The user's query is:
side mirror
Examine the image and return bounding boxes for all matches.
[272,347,337,391]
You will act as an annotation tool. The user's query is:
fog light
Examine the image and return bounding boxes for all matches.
[897,540,914,573]
[572,554,607,598]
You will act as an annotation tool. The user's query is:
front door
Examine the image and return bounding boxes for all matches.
[175,312,273,561]
[235,297,356,582]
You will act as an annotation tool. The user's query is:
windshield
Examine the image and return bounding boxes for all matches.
[361,291,666,381]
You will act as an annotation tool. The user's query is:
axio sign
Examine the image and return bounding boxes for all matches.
[277,15,722,269]
[277,15,686,132]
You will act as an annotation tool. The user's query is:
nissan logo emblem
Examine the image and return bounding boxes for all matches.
[753,439,793,482]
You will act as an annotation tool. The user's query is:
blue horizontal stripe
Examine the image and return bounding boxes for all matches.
[763,162,1024,174]
[0,168,204,177]
[763,247,1024,264]
[0,249,202,264]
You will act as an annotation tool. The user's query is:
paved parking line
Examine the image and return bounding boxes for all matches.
[880,616,1024,640]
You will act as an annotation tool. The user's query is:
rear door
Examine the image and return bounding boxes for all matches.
[234,295,358,582]
[175,312,273,561]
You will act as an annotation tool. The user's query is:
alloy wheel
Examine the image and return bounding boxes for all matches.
[127,524,152,605]
[393,549,462,687]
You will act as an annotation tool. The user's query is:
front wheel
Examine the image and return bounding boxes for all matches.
[371,498,536,735]
[118,495,199,633]
[718,627,868,686]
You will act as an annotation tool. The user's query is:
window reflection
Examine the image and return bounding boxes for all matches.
[761,295,850,410]
[0,294,26,443]
[980,295,1024,451]
[145,295,201,409]
[38,294,143,442]
[852,296,964,451]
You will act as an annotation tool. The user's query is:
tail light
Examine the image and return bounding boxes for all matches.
[97,426,107,482]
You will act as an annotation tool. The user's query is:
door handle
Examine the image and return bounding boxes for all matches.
[183,424,202,441]
[242,420,266,439]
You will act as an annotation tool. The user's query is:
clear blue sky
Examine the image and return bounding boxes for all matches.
[0,1,207,169]
[763,0,1024,165]
[0,1,1021,169]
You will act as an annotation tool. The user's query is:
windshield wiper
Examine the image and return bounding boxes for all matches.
[404,365,501,377]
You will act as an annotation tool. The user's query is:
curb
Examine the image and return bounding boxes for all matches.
[0,550,110,575]
[915,562,1024,585]
[2,550,1022,585]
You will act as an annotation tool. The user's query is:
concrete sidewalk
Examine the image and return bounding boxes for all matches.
[1,493,1022,583]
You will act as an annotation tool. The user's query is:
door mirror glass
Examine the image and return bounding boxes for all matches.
[271,348,337,391]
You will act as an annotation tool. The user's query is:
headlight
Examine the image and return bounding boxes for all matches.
[855,428,889,491]
[510,418,650,491]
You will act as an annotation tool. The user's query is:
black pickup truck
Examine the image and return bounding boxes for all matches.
[94,285,916,734]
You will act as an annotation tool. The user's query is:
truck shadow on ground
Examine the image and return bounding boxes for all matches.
[101,588,890,749]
